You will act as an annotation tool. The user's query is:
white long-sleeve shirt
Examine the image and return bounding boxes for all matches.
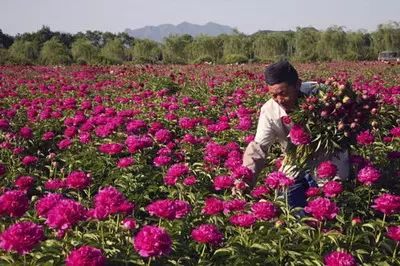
[243,82,350,186]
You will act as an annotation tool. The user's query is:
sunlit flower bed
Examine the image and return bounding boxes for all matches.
[0,62,399,265]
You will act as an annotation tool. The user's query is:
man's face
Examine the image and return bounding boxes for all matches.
[268,81,301,113]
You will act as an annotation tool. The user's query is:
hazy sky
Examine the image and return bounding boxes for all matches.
[1,0,399,35]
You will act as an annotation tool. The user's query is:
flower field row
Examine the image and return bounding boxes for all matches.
[0,62,399,265]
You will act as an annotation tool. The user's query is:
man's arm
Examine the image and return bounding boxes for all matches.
[243,105,276,187]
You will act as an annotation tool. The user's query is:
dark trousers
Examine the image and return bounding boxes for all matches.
[287,172,318,208]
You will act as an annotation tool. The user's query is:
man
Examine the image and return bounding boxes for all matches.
[243,60,349,208]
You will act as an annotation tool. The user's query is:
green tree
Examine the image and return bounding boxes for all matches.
[40,37,71,65]
[294,27,320,62]
[345,31,373,60]
[8,39,39,64]
[372,22,400,55]
[253,33,289,62]
[100,38,126,64]
[317,26,347,61]
[0,29,14,49]
[0,48,8,64]
[222,34,252,62]
[71,38,99,64]
[187,35,223,63]
[130,39,161,63]
[162,34,193,64]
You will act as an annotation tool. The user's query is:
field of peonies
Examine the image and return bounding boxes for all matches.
[0,62,399,265]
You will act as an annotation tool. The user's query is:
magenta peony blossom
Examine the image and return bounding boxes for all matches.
[229,213,256,227]
[57,139,72,150]
[146,199,191,220]
[66,246,106,266]
[19,127,33,139]
[251,201,278,220]
[306,187,321,197]
[223,199,247,215]
[45,199,87,232]
[35,193,64,218]
[14,176,35,191]
[42,131,55,141]
[231,166,254,182]
[183,176,197,186]
[213,175,235,191]
[356,130,374,145]
[357,166,381,185]
[324,250,356,266]
[121,217,137,230]
[153,155,172,167]
[0,221,44,254]
[133,225,172,257]
[88,186,134,220]
[155,129,172,143]
[264,171,294,189]
[372,194,400,215]
[45,179,66,190]
[304,197,339,220]
[387,226,400,242]
[322,181,343,198]
[316,161,338,179]
[202,197,224,215]
[191,224,223,245]
[390,127,400,138]
[289,124,311,145]
[66,171,91,190]
[117,157,134,168]
[21,155,38,166]
[98,143,123,155]
[250,185,270,198]
[0,190,29,217]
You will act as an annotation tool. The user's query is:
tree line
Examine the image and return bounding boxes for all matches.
[0,22,399,65]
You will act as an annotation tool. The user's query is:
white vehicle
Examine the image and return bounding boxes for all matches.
[378,51,400,63]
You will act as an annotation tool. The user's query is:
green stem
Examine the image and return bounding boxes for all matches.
[198,244,206,264]
[393,242,399,260]
[146,256,152,266]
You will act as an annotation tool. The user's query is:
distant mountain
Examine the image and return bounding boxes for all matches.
[125,22,236,42]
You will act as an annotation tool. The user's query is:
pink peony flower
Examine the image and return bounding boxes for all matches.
[357,166,381,185]
[324,250,356,266]
[133,225,172,257]
[322,181,343,198]
[146,199,191,220]
[98,143,123,155]
[183,176,197,186]
[121,217,137,230]
[316,161,337,179]
[387,226,400,242]
[42,131,55,141]
[304,197,339,220]
[117,157,134,168]
[153,155,172,167]
[306,187,321,197]
[289,124,311,145]
[19,127,33,139]
[21,155,38,166]
[57,139,72,150]
[66,171,91,190]
[264,171,294,189]
[88,186,134,220]
[66,246,106,266]
[45,179,66,190]
[0,190,29,217]
[191,224,223,246]
[372,194,400,215]
[14,176,35,191]
[46,199,87,232]
[223,199,247,215]
[0,221,44,254]
[213,175,235,191]
[356,130,374,145]
[250,185,270,198]
[155,129,172,143]
[251,201,278,220]
[202,197,224,215]
[390,127,400,138]
[35,193,64,218]
[229,213,256,227]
